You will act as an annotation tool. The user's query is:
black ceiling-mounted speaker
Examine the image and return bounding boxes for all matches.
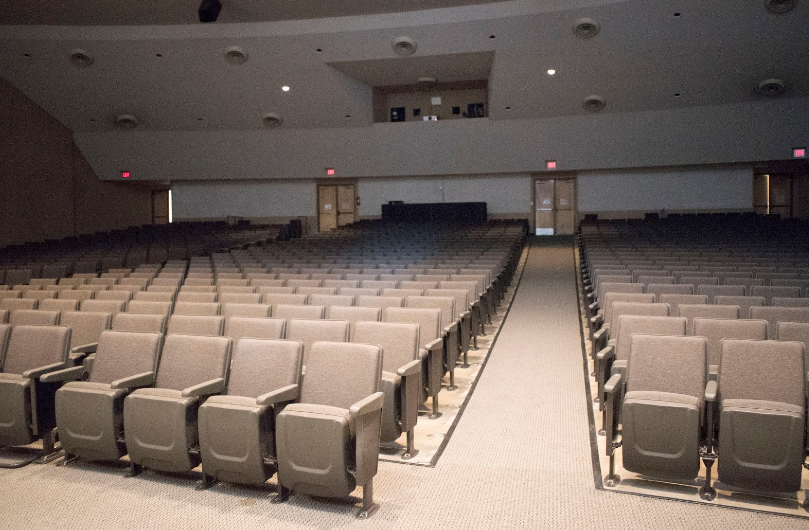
[199,0,222,23]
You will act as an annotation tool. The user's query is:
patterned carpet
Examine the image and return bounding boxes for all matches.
[1,236,805,529]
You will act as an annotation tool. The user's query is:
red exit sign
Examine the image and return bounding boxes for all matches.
[326,168,335,176]
[121,171,130,178]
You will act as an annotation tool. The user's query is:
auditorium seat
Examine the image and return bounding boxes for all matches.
[697,284,746,303]
[112,313,167,335]
[222,303,271,318]
[133,291,175,303]
[749,306,809,338]
[262,293,307,306]
[224,316,285,345]
[198,338,303,488]
[124,334,232,476]
[39,298,80,313]
[275,341,383,518]
[353,321,422,458]
[9,309,60,326]
[356,295,404,311]
[218,293,262,304]
[678,304,739,334]
[95,290,133,303]
[172,302,219,316]
[296,287,337,296]
[750,286,802,305]
[47,331,163,463]
[405,295,460,389]
[59,289,94,302]
[659,294,707,317]
[1,298,38,312]
[167,315,225,336]
[714,295,765,319]
[338,287,379,297]
[692,318,767,379]
[715,339,806,493]
[771,297,809,307]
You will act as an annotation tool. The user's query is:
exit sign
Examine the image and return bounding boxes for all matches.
[794,148,806,158]
[121,171,130,178]
[326,168,335,176]
[546,160,557,170]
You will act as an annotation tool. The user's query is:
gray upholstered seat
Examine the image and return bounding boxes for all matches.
[172,302,219,316]
[198,338,303,487]
[112,312,167,334]
[166,315,225,336]
[276,341,384,518]
[124,334,232,474]
[692,318,767,379]
[224,317,285,345]
[616,335,708,481]
[678,303,739,334]
[9,309,60,326]
[59,311,112,361]
[352,321,421,458]
[47,331,163,462]
[749,306,809,338]
[716,339,806,492]
[0,325,71,452]
[285,318,349,367]
[405,295,460,389]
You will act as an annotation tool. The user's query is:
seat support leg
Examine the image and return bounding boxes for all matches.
[447,369,457,391]
[60,451,78,467]
[125,462,143,478]
[356,479,380,519]
[35,429,62,464]
[274,482,291,503]
[429,394,442,420]
[402,430,418,460]
[699,454,717,501]
[196,467,219,490]
[604,448,621,487]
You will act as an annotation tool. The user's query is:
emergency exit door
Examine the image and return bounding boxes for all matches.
[318,183,356,232]
[534,178,576,235]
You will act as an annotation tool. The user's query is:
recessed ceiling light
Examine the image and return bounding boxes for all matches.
[316,48,323,52]
[155,53,163,57]
[673,12,681,17]
[282,86,290,92]
[345,115,351,119]
[489,35,496,39]
[547,69,556,75]
[674,92,681,97]
[23,53,31,57]
[505,106,511,110]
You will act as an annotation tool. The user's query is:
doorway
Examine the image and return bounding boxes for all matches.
[533,177,576,235]
[151,190,170,225]
[317,182,357,232]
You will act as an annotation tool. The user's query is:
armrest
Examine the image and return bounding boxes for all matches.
[425,338,443,351]
[588,301,598,313]
[460,310,471,320]
[596,345,614,362]
[418,349,428,361]
[349,391,384,418]
[256,383,299,406]
[591,314,604,328]
[704,380,717,402]
[604,373,622,395]
[23,362,67,379]
[111,371,155,390]
[443,321,458,335]
[397,358,421,378]
[604,373,622,454]
[40,365,85,383]
[71,342,99,355]
[181,377,225,398]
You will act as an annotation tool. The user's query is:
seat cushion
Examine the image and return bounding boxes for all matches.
[283,403,353,435]
[56,382,128,461]
[130,387,184,399]
[721,398,803,416]
[0,373,26,382]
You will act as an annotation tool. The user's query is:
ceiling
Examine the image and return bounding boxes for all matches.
[0,0,510,26]
[0,0,806,132]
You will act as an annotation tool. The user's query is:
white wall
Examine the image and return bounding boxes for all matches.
[358,174,531,216]
[577,166,753,213]
[172,174,531,220]
[172,180,316,219]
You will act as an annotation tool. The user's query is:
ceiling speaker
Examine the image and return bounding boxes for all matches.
[114,114,139,130]
[69,49,94,68]
[392,36,417,56]
[582,95,606,112]
[756,78,786,96]
[199,0,222,23]
[262,113,283,127]
[764,0,797,14]
[573,18,600,39]
[223,46,248,65]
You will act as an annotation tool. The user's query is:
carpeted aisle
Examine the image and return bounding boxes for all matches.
[0,237,804,529]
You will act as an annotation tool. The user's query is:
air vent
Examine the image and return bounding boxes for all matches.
[392,36,417,56]
[764,0,797,14]
[223,46,248,65]
[69,49,94,68]
[114,114,139,130]
[573,18,600,39]
[262,113,283,127]
[582,95,606,112]
[756,78,786,96]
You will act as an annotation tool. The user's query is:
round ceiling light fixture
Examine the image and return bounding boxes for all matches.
[573,18,600,39]
[392,36,417,56]
[69,49,94,68]
[262,112,283,127]
[756,78,786,96]
[764,0,797,14]
[223,46,249,65]
[582,95,606,112]
[114,114,140,130]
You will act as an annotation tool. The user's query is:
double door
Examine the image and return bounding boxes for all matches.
[318,183,356,232]
[534,178,576,235]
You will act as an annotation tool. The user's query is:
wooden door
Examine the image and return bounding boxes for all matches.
[337,184,356,226]
[534,180,555,235]
[152,190,169,225]
[555,180,575,235]
[318,185,338,232]
[769,174,792,218]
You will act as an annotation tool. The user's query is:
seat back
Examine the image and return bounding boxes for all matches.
[353,321,419,373]
[776,321,809,344]
[613,315,685,361]
[771,297,809,307]
[0,298,38,311]
[222,303,271,318]
[383,306,441,346]
[167,315,225,336]
[714,295,764,319]
[95,290,133,302]
[285,319,349,366]
[692,318,768,368]
[307,294,354,308]
[133,291,175,303]
[176,292,218,303]
[59,290,95,302]
[749,306,809,338]
[154,334,232,391]
[9,309,60,326]
[88,331,163,384]
[678,304,739,334]
[263,293,307,306]
[698,284,746,303]
[224,316,285,344]
[218,293,262,304]
[648,284,694,301]
[0,324,10,363]
[425,289,469,319]
[39,299,80,312]
[750,285,802,304]
[405,295,455,329]
[273,304,325,320]
[112,312,167,334]
[299,342,382,409]
[326,306,381,338]
[172,302,219,316]
[382,288,424,298]
[338,287,379,297]
[717,339,806,492]
[60,311,112,350]
[659,294,707,316]
[1,325,71,375]
[356,295,404,310]
[600,293,656,326]
[125,301,173,317]
[225,339,303,398]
